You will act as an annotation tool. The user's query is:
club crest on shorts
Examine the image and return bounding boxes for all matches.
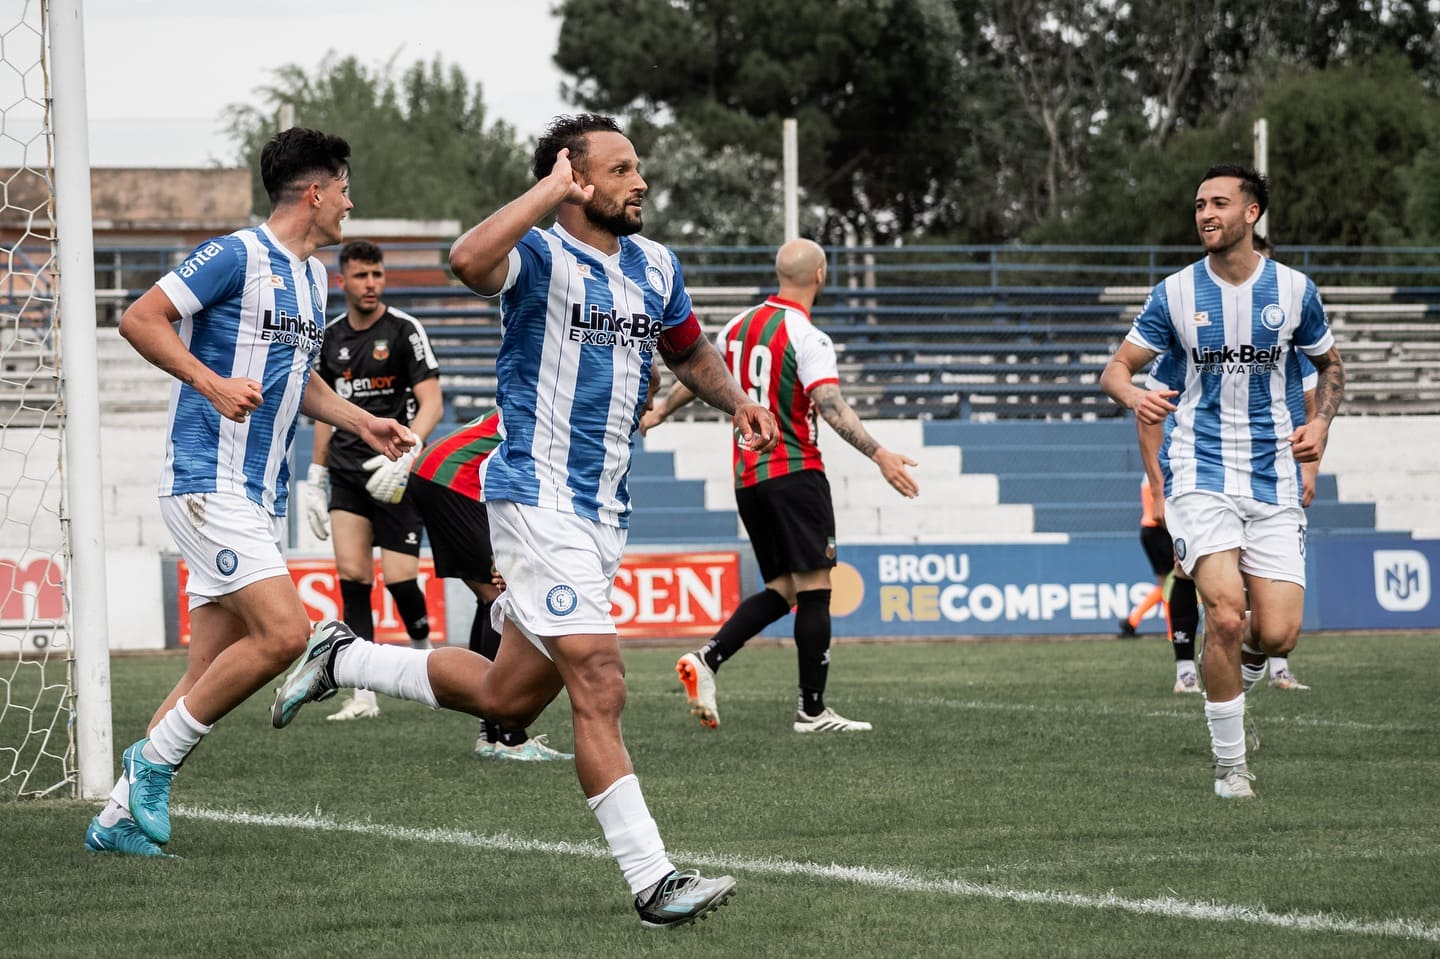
[546,584,578,616]
[1173,538,1187,561]
[215,548,239,576]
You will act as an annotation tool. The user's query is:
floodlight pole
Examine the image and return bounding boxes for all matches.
[782,118,798,242]
[1253,117,1269,240]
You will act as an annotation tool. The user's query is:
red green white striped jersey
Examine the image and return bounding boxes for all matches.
[412,409,501,500]
[716,296,839,489]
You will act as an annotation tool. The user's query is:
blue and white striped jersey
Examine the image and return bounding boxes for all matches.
[478,223,692,526]
[155,225,327,516]
[1126,256,1333,507]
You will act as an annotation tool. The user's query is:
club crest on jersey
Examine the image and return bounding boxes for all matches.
[546,584,578,617]
[373,339,390,361]
[645,265,668,297]
[1260,304,1286,331]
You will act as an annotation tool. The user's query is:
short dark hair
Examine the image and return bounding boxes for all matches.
[1200,163,1269,217]
[531,113,624,181]
[339,239,384,269]
[261,127,351,206]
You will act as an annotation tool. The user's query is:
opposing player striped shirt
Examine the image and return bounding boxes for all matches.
[478,223,692,526]
[413,409,502,500]
[155,225,327,515]
[715,296,840,489]
[1126,256,1333,507]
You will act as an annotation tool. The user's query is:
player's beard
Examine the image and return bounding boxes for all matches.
[585,194,643,237]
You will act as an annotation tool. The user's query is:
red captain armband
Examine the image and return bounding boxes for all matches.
[657,313,703,356]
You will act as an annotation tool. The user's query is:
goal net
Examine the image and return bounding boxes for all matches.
[1,0,80,799]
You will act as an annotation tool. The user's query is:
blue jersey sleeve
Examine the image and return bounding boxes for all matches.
[1294,280,1334,354]
[1126,282,1174,354]
[661,248,694,328]
[164,236,245,314]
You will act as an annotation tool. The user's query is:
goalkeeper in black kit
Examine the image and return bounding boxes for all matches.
[304,239,443,720]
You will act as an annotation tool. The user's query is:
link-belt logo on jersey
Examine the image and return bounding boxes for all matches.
[1190,342,1283,376]
[568,304,663,350]
[261,307,322,355]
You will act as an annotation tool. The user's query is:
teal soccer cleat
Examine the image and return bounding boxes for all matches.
[85,814,173,858]
[271,620,358,729]
[635,869,736,929]
[123,739,176,845]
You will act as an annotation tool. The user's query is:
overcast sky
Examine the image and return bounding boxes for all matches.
[12,0,572,169]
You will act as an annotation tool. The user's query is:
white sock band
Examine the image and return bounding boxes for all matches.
[1205,693,1247,766]
[1268,656,1289,673]
[147,696,213,766]
[586,774,674,894]
[333,641,437,708]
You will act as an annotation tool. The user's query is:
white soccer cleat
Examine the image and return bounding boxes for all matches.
[793,707,872,733]
[676,652,719,729]
[1173,672,1202,694]
[1214,765,1256,799]
[1269,669,1310,691]
[326,696,380,721]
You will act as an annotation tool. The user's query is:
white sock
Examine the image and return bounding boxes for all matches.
[1205,693,1247,768]
[1268,656,1289,674]
[333,641,437,708]
[1175,659,1196,679]
[586,774,675,895]
[144,697,212,766]
[352,688,379,708]
[98,795,128,827]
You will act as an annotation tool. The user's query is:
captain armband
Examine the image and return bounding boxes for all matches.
[657,313,703,357]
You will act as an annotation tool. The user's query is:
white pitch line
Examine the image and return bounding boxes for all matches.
[176,804,1440,943]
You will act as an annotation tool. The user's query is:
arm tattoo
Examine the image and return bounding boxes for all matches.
[668,339,746,415]
[1312,348,1345,424]
[811,383,879,458]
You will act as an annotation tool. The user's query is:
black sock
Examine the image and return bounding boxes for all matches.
[339,579,375,642]
[794,589,832,715]
[1169,577,1199,661]
[495,726,528,746]
[701,588,791,672]
[469,600,500,659]
[387,578,430,642]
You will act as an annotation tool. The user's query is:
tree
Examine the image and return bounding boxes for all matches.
[555,0,972,243]
[223,54,532,226]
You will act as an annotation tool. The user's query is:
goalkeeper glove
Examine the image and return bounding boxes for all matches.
[304,463,331,540]
[363,447,419,505]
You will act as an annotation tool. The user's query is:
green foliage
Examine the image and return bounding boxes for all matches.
[223,53,532,226]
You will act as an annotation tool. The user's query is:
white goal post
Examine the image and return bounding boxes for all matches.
[1,0,113,801]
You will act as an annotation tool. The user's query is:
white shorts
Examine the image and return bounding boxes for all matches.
[161,493,289,609]
[486,500,626,647]
[1164,490,1307,587]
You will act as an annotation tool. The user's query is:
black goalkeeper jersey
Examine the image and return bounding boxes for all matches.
[317,306,440,475]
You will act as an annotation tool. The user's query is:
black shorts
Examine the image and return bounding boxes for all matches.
[328,468,424,556]
[406,474,494,582]
[1140,523,1174,576]
[735,469,836,583]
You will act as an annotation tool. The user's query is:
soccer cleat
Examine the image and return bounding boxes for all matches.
[635,869,736,929]
[326,696,380,721]
[123,739,176,845]
[85,814,173,858]
[676,652,719,729]
[1270,669,1310,691]
[1117,618,1139,639]
[793,707,872,733]
[1173,672,1201,694]
[1214,764,1257,799]
[272,620,357,729]
[492,734,574,762]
